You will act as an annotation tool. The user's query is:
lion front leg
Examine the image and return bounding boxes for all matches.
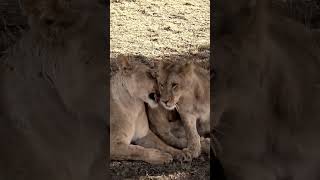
[110,140,173,165]
[180,114,201,161]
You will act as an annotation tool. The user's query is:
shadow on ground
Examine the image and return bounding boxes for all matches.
[110,155,209,180]
[110,44,210,74]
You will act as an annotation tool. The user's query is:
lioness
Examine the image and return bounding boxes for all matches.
[155,61,210,160]
[110,55,184,164]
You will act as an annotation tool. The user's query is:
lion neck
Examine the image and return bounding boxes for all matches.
[111,72,144,111]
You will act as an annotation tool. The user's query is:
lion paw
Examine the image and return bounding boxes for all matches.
[146,150,173,165]
[182,146,201,161]
[171,150,187,162]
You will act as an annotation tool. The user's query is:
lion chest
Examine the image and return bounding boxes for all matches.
[180,97,210,122]
[132,106,150,142]
[199,105,210,123]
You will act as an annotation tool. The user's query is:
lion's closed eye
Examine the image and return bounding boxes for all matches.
[172,83,178,89]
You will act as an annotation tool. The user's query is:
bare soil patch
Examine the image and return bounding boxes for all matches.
[110,0,210,58]
[110,155,210,180]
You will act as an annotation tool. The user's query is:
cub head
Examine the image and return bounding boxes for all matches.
[117,54,159,108]
[156,61,194,110]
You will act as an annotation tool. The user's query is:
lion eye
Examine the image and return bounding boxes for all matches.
[172,83,178,89]
[159,83,164,89]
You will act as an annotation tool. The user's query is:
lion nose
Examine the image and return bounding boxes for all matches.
[163,99,170,105]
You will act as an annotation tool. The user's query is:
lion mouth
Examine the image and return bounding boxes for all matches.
[148,92,160,103]
[160,101,176,110]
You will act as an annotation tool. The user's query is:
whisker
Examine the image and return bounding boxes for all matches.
[175,104,179,111]
[211,135,223,156]
[212,127,225,136]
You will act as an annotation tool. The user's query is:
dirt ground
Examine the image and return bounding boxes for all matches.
[110,0,210,179]
[110,0,210,59]
[110,155,210,180]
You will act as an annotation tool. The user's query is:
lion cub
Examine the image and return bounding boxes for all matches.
[110,55,184,164]
[155,61,210,160]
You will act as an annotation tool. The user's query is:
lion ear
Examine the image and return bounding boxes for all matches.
[150,60,157,69]
[117,54,132,72]
[158,61,164,70]
[148,68,158,79]
[158,61,172,72]
[181,61,194,76]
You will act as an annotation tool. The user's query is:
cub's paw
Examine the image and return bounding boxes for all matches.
[146,150,173,165]
[182,146,201,161]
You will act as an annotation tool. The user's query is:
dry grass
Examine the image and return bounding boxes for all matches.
[110,0,210,59]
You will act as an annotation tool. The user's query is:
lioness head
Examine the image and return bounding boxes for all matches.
[156,61,194,110]
[117,55,159,108]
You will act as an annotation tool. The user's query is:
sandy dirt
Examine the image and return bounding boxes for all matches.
[110,155,210,180]
[110,0,210,59]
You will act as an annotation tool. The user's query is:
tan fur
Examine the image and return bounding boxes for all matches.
[0,1,106,179]
[147,106,187,149]
[147,105,210,154]
[155,61,210,160]
[110,55,184,164]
